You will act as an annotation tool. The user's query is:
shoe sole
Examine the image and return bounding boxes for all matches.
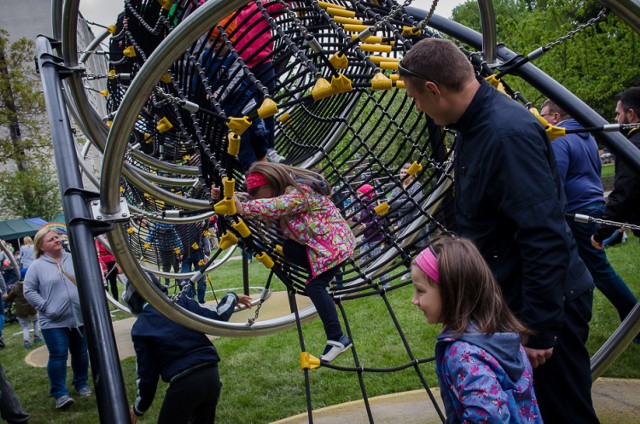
[56,399,75,409]
[320,342,353,363]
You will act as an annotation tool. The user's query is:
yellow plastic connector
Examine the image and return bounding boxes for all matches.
[161,73,172,84]
[485,75,507,95]
[374,201,389,216]
[144,242,151,249]
[198,259,205,266]
[371,73,392,91]
[326,7,356,18]
[369,55,398,65]
[214,198,237,216]
[183,154,191,162]
[218,231,239,250]
[106,121,113,127]
[300,352,322,370]
[203,230,211,237]
[157,117,173,133]
[122,46,136,58]
[227,116,251,136]
[360,43,393,53]
[343,24,370,32]
[395,80,405,89]
[227,132,240,156]
[333,16,362,25]
[329,52,348,69]
[143,133,153,144]
[173,247,181,255]
[331,74,352,94]
[157,0,173,11]
[107,25,117,34]
[127,227,135,234]
[312,77,333,100]
[191,242,199,251]
[108,69,117,79]
[402,26,422,37]
[275,244,284,256]
[232,219,251,238]
[255,252,275,269]
[279,113,293,125]
[530,108,567,141]
[100,89,108,97]
[407,162,423,176]
[380,61,398,71]
[258,98,279,119]
[223,177,235,198]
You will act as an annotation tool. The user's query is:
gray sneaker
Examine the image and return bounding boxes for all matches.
[55,395,75,409]
[265,149,286,163]
[77,386,92,398]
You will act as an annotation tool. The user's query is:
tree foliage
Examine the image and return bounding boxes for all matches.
[451,0,640,118]
[0,162,62,221]
[0,28,50,169]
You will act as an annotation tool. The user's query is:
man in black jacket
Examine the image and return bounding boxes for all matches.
[399,38,599,423]
[593,87,640,247]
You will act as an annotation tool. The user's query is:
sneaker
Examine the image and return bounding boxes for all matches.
[320,334,353,363]
[265,149,286,163]
[76,386,92,398]
[24,340,31,349]
[34,335,43,344]
[55,395,75,409]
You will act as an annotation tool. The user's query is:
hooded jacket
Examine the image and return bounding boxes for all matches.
[435,326,542,423]
[551,119,604,212]
[241,184,356,278]
[23,252,83,329]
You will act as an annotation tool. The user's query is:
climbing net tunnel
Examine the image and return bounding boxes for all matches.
[46,0,640,421]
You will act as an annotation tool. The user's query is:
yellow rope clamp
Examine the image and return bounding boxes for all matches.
[371,72,392,90]
[380,61,398,71]
[255,252,275,269]
[329,52,349,69]
[326,7,356,18]
[369,55,398,64]
[343,24,370,32]
[156,117,173,133]
[402,26,422,37]
[530,108,567,141]
[484,75,507,95]
[161,73,172,84]
[374,202,390,216]
[218,231,239,250]
[214,198,237,215]
[107,25,117,34]
[359,43,393,53]
[330,74,352,94]
[395,80,405,89]
[227,116,252,136]
[300,352,322,370]
[157,0,174,11]
[278,113,293,125]
[100,89,109,97]
[258,98,279,119]
[407,161,423,176]
[312,77,333,100]
[173,247,181,255]
[227,132,240,156]
[223,177,235,198]
[318,1,345,10]
[232,219,251,238]
[333,16,363,25]
[122,46,136,58]
[191,242,199,250]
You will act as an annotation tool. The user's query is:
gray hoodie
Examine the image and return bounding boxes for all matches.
[23,252,84,329]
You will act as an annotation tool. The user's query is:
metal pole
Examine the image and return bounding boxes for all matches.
[35,35,131,424]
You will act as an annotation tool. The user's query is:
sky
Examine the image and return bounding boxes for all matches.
[78,0,466,26]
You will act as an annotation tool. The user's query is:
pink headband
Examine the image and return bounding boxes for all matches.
[415,246,439,284]
[246,172,269,190]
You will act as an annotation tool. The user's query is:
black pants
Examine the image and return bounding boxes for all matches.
[284,240,343,341]
[0,363,30,423]
[159,364,221,424]
[104,260,119,300]
[533,288,600,424]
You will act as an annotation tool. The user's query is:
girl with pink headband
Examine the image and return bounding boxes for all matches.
[411,237,542,423]
[212,162,356,362]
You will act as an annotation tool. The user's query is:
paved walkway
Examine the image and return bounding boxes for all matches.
[24,291,640,423]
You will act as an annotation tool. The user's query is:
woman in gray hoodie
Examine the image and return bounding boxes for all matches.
[23,228,91,410]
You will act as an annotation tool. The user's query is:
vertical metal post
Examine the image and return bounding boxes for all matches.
[242,247,250,295]
[35,35,131,423]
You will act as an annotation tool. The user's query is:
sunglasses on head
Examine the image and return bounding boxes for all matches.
[398,60,440,85]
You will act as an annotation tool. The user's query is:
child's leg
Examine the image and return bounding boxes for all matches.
[305,267,342,341]
[33,316,41,339]
[17,317,30,342]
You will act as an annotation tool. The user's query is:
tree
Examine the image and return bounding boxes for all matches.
[451,0,640,118]
[0,29,50,169]
[0,162,62,221]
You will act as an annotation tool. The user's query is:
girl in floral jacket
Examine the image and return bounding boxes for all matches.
[214,162,356,362]
[411,237,543,423]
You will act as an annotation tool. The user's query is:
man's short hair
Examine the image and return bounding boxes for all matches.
[541,99,569,119]
[400,38,474,91]
[617,87,640,115]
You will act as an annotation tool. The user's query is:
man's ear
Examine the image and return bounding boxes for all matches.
[425,81,439,96]
[628,108,639,123]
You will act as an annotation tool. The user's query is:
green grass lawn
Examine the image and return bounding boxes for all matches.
[2,238,639,422]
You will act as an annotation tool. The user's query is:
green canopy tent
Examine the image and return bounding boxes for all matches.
[0,218,47,241]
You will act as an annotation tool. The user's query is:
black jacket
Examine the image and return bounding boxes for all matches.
[452,81,593,349]
[594,128,640,241]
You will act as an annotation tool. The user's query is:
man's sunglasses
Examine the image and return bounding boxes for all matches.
[398,61,440,85]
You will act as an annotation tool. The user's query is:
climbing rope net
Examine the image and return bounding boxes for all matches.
[51,0,639,421]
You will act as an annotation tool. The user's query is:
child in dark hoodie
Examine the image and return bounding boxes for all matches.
[411,237,542,423]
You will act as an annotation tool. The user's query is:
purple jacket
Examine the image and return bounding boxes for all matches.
[435,326,543,423]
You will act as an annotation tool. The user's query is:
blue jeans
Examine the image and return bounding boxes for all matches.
[41,327,90,399]
[567,201,638,321]
[181,252,206,303]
